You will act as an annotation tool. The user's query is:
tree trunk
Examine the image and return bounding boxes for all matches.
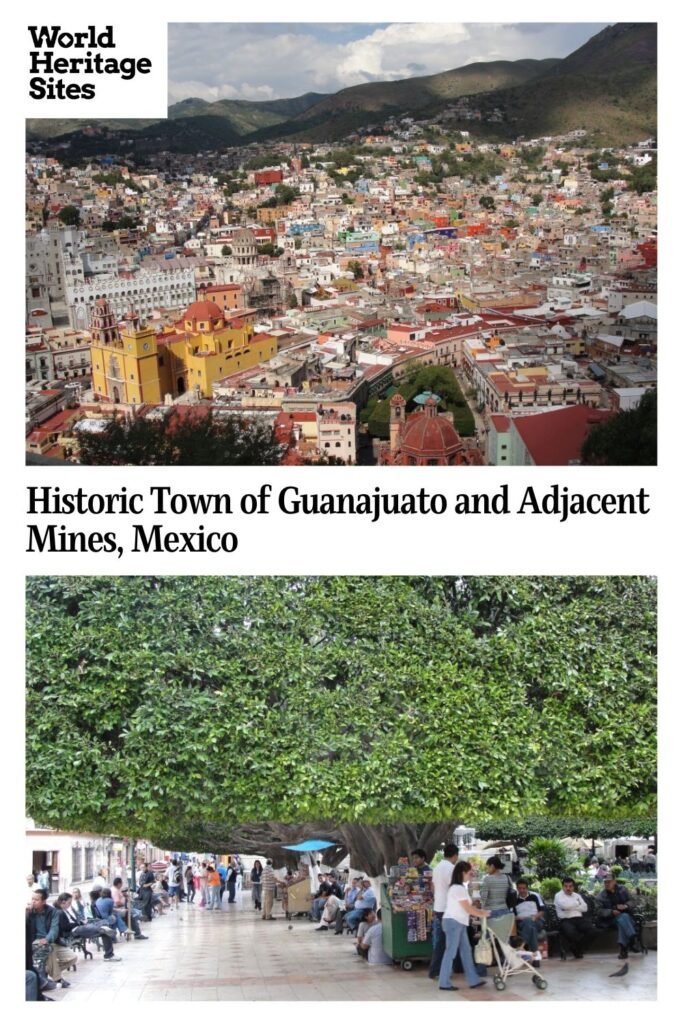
[161,820,454,877]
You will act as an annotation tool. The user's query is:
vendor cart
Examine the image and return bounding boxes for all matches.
[380,882,433,970]
[284,878,312,919]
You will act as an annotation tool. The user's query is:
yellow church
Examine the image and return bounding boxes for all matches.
[89,296,277,404]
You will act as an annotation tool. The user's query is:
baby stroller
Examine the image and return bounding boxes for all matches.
[486,914,548,992]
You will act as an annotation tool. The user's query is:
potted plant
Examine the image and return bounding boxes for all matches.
[637,884,657,950]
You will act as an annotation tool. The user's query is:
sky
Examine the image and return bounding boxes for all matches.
[167,22,611,105]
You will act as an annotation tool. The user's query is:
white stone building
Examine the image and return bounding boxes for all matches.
[66,268,196,328]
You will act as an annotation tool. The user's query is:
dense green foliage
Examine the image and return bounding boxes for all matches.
[26,577,656,849]
[365,366,475,441]
[77,411,284,466]
[57,205,80,226]
[582,389,657,465]
[474,814,657,846]
[538,878,563,902]
[527,838,571,879]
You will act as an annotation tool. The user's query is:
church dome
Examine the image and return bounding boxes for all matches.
[400,398,463,459]
[183,299,224,332]
[185,299,223,321]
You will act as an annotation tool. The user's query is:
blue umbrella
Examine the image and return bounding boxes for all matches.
[281,840,336,852]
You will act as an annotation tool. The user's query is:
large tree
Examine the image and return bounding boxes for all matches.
[582,389,657,465]
[78,410,284,466]
[26,577,656,873]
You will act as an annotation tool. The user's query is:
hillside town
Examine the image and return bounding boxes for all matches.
[26,125,657,465]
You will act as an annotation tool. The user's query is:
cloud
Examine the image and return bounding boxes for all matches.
[168,22,610,104]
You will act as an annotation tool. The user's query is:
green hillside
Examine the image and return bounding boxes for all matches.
[482,23,657,144]
[25,24,657,152]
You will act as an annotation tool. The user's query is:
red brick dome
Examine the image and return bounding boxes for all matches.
[400,398,463,459]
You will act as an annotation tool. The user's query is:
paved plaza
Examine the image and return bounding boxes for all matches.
[48,894,656,1002]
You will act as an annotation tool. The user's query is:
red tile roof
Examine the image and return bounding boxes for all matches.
[512,406,613,465]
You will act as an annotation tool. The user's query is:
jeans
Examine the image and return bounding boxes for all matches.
[601,913,637,946]
[428,911,446,977]
[227,880,236,903]
[311,897,327,921]
[439,918,481,989]
[344,907,366,931]
[26,970,39,1001]
[251,882,262,909]
[209,886,222,909]
[72,924,115,956]
[516,917,540,952]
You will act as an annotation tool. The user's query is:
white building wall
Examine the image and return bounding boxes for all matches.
[67,270,196,328]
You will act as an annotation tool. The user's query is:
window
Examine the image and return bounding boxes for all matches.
[84,847,94,880]
[71,847,82,883]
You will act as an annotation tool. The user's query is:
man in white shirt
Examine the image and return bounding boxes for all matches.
[554,877,596,958]
[428,843,459,979]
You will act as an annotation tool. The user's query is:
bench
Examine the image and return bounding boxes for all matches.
[542,893,647,959]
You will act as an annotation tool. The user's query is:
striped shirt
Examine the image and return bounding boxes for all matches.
[479,871,512,911]
[262,864,277,892]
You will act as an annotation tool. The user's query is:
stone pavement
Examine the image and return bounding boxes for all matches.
[48,893,656,1002]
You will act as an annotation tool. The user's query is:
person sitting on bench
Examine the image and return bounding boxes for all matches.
[595,873,641,959]
[554,878,596,959]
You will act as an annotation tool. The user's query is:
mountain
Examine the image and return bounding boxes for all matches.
[26,24,656,151]
[284,58,558,122]
[26,92,328,143]
[476,22,657,143]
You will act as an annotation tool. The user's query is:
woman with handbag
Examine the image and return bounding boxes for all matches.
[438,861,490,991]
[480,856,516,920]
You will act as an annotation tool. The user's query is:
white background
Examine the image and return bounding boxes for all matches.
[25,19,167,119]
[5,1,681,1019]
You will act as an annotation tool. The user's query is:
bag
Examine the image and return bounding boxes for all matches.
[506,875,518,910]
[474,920,493,966]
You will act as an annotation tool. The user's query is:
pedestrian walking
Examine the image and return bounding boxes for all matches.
[138,863,156,922]
[261,860,276,919]
[185,864,195,903]
[199,862,209,908]
[251,860,263,911]
[439,861,490,992]
[206,864,222,910]
[226,858,238,903]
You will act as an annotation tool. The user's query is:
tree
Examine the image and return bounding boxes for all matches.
[57,205,80,226]
[628,158,657,195]
[479,195,495,211]
[581,390,656,465]
[473,814,657,847]
[348,259,364,280]
[221,245,232,257]
[26,577,656,870]
[77,410,285,466]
